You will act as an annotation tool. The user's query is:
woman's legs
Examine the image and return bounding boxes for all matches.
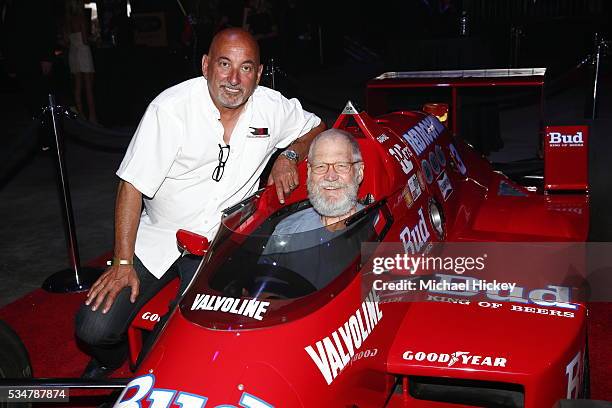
[72,73,83,116]
[84,72,98,123]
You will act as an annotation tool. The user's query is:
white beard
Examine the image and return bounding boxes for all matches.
[307,176,359,217]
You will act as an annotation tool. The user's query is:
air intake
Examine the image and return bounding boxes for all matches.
[409,376,524,408]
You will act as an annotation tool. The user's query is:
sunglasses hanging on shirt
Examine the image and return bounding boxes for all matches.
[212,143,230,182]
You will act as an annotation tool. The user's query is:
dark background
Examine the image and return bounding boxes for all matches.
[2,0,609,126]
[0,0,610,304]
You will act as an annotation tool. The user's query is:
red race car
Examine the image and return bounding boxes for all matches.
[109,95,592,408]
[0,70,599,408]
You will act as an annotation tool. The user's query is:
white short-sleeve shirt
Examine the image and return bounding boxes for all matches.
[117,77,321,278]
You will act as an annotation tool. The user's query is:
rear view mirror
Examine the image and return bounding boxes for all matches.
[176,229,209,256]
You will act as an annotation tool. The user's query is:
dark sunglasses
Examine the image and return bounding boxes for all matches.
[212,143,230,182]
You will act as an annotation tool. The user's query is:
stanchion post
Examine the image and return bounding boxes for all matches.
[50,95,81,280]
[590,33,602,120]
[269,58,276,90]
[42,94,102,292]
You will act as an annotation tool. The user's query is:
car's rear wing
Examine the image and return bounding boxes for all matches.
[366,68,589,193]
[365,68,546,138]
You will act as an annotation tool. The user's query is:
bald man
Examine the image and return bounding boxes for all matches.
[75,29,324,378]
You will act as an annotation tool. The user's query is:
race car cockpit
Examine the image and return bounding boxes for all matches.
[179,193,390,330]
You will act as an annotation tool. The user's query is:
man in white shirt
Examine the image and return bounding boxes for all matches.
[75,28,325,378]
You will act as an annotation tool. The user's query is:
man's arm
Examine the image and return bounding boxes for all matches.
[268,121,326,203]
[85,180,142,313]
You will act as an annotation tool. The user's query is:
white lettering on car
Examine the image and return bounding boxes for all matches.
[190,294,270,321]
[402,115,445,156]
[402,350,507,368]
[399,207,431,255]
[304,289,383,385]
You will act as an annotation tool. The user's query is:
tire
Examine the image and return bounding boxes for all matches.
[0,320,32,408]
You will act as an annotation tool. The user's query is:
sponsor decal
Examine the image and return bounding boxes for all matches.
[448,143,467,175]
[402,115,446,156]
[436,171,453,200]
[426,294,575,317]
[565,350,585,398]
[376,133,389,143]
[510,304,574,318]
[435,145,446,167]
[421,160,434,184]
[389,143,414,174]
[427,294,471,305]
[407,174,423,202]
[427,274,578,310]
[401,185,414,208]
[403,350,507,368]
[349,348,378,366]
[114,374,273,408]
[304,288,383,385]
[141,311,161,322]
[548,203,584,215]
[399,207,431,255]
[190,294,270,321]
[549,131,584,147]
[248,127,270,138]
[429,151,441,174]
[417,170,426,190]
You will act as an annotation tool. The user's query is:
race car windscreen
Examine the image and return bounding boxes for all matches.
[179,198,382,330]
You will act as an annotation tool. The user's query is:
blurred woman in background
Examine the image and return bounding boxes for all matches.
[65,0,97,123]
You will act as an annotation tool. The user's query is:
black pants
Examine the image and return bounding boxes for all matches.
[75,255,201,368]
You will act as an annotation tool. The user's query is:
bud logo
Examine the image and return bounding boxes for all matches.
[114,374,273,407]
[402,350,507,368]
[548,131,584,147]
[399,207,431,255]
[429,273,578,310]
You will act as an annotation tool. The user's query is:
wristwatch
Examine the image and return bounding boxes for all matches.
[280,149,299,163]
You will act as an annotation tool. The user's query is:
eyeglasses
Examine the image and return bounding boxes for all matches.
[212,144,230,182]
[309,161,361,175]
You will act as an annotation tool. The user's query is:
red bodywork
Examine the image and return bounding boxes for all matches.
[544,125,589,192]
[117,104,589,408]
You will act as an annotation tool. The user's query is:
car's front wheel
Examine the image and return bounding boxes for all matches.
[0,320,32,408]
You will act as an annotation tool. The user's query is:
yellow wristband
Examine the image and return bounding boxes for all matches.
[106,258,134,266]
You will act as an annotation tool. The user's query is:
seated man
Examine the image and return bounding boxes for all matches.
[275,128,364,234]
[261,129,374,290]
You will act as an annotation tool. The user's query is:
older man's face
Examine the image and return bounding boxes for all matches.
[202,33,263,110]
[307,137,364,217]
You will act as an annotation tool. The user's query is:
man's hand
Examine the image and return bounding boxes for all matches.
[85,265,140,314]
[267,155,299,204]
